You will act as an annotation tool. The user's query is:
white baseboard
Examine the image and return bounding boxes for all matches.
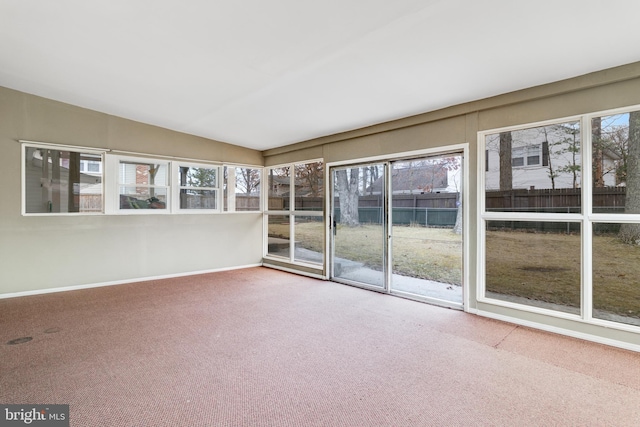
[476,309,640,353]
[0,263,263,300]
[262,263,327,280]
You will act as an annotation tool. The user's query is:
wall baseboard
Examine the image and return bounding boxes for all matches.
[476,309,640,353]
[262,262,326,280]
[0,263,263,300]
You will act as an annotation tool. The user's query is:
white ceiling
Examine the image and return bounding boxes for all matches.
[1,0,640,151]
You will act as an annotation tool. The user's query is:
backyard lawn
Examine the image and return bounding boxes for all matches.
[270,221,640,321]
[269,222,462,284]
[486,229,640,320]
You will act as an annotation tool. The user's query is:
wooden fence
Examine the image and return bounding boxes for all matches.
[486,187,627,213]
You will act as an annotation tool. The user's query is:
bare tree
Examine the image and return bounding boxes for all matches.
[541,127,558,189]
[619,111,640,244]
[336,168,360,227]
[441,156,463,235]
[368,165,379,195]
[499,132,513,191]
[555,123,581,189]
[295,162,323,197]
[592,117,605,187]
[236,167,261,195]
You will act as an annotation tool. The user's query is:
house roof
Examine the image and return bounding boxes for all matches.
[2,1,640,151]
[369,164,448,193]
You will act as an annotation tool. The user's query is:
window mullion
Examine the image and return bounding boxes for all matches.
[581,115,593,321]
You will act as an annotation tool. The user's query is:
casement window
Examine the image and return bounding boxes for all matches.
[480,106,640,332]
[264,161,324,266]
[174,163,220,212]
[22,142,105,215]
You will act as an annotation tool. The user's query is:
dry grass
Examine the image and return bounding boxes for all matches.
[270,221,640,320]
[487,230,640,319]
[486,230,581,308]
[269,222,462,285]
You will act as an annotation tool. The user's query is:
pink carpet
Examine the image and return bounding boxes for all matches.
[1,267,639,426]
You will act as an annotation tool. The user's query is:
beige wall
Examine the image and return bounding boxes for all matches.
[263,61,640,349]
[0,87,263,295]
[4,61,640,347]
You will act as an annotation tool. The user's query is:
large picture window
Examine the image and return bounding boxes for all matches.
[23,143,104,214]
[481,107,640,331]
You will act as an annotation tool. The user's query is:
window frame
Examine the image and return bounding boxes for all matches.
[172,161,221,214]
[21,141,107,216]
[107,154,171,215]
[263,159,324,268]
[478,106,640,334]
[223,165,263,213]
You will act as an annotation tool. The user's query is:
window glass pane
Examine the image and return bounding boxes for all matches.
[512,157,524,167]
[593,223,640,326]
[177,165,218,211]
[87,161,100,173]
[267,167,290,210]
[485,221,581,315]
[267,215,290,258]
[120,162,168,186]
[293,216,323,265]
[592,110,640,214]
[294,162,324,211]
[24,147,103,213]
[179,166,216,188]
[179,189,217,210]
[485,121,581,213]
[119,187,168,209]
[234,167,261,211]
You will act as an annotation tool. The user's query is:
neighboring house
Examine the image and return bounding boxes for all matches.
[485,124,618,190]
[268,175,323,197]
[25,147,103,213]
[367,163,460,195]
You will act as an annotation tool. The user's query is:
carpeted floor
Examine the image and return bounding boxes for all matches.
[1,267,639,426]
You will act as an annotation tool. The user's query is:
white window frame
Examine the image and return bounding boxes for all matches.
[172,162,221,214]
[263,159,324,268]
[106,154,171,215]
[223,165,263,213]
[21,141,107,216]
[478,106,640,335]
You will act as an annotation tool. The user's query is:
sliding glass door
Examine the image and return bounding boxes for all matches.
[330,153,463,308]
[389,155,463,305]
[331,163,386,289]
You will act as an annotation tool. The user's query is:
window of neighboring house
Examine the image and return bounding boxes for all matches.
[264,161,324,266]
[174,163,220,212]
[223,166,262,212]
[87,161,101,173]
[115,156,169,211]
[512,144,541,167]
[79,160,102,174]
[23,143,105,214]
